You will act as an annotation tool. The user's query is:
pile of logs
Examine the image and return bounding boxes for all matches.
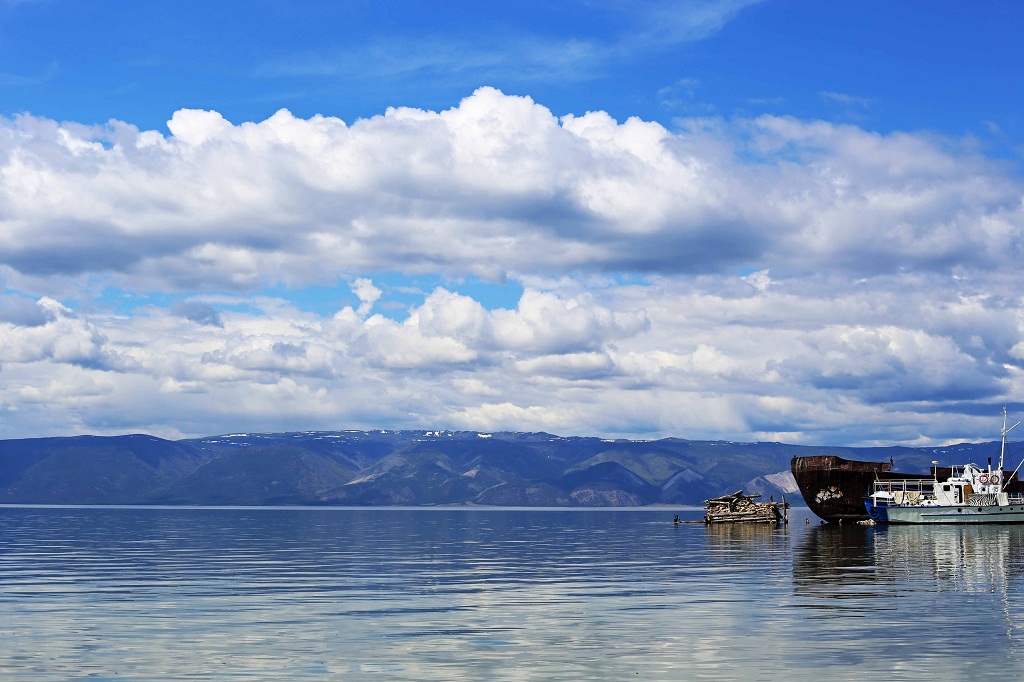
[704,490,789,524]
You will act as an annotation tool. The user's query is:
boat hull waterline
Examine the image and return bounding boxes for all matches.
[867,504,1024,524]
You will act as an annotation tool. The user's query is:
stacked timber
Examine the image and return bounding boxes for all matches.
[703,490,789,524]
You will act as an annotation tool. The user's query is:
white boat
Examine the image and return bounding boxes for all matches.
[865,408,1024,524]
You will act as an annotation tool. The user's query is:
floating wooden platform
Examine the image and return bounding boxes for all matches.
[703,490,789,524]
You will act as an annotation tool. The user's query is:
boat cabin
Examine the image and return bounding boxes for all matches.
[934,479,971,506]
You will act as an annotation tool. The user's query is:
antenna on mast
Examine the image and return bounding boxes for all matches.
[1000,405,1020,489]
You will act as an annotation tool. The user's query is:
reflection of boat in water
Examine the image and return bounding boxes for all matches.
[872,524,1024,594]
[793,523,1024,600]
[792,525,878,594]
[867,410,1024,524]
[792,409,1024,523]
[791,522,1024,672]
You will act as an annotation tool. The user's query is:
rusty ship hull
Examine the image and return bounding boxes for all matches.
[791,455,891,522]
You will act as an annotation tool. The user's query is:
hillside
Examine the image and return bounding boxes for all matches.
[0,429,1016,506]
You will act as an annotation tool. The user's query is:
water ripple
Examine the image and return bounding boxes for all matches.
[2,507,1024,680]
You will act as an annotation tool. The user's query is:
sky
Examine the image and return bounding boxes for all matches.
[1,0,1023,446]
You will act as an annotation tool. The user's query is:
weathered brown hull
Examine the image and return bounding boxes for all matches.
[791,455,891,522]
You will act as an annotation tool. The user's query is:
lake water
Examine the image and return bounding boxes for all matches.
[1,506,1023,681]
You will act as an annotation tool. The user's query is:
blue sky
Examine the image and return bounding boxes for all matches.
[5,1,1022,145]
[1,0,1023,445]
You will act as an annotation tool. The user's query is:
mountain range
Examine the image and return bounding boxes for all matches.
[0,429,1017,507]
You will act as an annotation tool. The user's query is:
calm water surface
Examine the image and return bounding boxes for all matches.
[1,506,1023,680]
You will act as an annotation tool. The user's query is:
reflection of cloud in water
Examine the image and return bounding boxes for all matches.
[7,507,1024,679]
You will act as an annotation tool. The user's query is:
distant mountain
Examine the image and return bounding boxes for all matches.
[0,429,1017,506]
[0,434,214,504]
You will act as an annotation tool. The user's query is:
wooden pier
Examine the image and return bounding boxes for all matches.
[703,490,789,524]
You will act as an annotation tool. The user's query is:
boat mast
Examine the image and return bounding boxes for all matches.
[1000,405,1020,484]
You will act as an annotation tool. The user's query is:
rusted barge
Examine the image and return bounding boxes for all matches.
[791,455,904,523]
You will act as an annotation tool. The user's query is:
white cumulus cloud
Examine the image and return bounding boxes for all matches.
[1,89,1024,444]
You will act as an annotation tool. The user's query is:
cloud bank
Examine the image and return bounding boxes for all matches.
[2,87,1018,288]
[1,88,1022,444]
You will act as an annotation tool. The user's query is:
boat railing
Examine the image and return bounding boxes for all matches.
[872,479,1024,506]
[871,479,931,494]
